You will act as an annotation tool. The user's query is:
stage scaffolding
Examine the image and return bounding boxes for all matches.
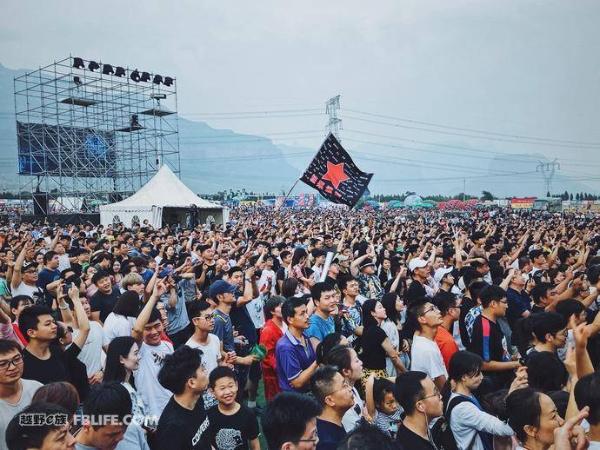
[14,56,180,214]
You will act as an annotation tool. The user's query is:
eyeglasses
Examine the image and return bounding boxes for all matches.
[421,305,440,315]
[418,388,441,401]
[326,380,352,396]
[297,432,319,445]
[0,354,24,370]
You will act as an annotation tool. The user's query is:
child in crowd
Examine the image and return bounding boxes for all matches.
[207,366,260,450]
[365,376,402,438]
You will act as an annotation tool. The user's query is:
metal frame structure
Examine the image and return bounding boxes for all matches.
[14,56,180,214]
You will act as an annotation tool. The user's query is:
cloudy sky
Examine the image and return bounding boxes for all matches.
[2,0,600,193]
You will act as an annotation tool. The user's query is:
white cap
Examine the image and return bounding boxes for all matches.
[434,267,454,283]
[408,258,428,272]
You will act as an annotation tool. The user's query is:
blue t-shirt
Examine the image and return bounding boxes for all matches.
[37,268,61,307]
[306,314,335,342]
[213,309,235,352]
[160,280,190,335]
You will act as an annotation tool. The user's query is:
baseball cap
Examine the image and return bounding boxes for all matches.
[408,258,428,272]
[22,261,38,272]
[359,258,375,270]
[333,254,349,263]
[434,267,454,284]
[209,280,237,298]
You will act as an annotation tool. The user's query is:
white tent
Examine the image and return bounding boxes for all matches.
[100,165,227,228]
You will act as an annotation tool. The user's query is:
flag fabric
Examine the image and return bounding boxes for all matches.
[300,133,373,207]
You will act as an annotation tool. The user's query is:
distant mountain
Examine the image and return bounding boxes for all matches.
[0,62,593,197]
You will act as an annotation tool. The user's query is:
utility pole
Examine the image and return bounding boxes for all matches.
[325,95,342,141]
[536,159,560,196]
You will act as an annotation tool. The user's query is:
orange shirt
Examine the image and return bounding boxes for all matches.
[435,325,459,370]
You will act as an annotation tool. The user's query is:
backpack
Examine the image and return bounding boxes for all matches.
[430,396,474,450]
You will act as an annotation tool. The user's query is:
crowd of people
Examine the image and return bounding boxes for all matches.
[0,206,599,450]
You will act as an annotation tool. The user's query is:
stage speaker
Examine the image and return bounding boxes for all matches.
[33,193,48,216]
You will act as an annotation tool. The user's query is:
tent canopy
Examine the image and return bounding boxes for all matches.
[100,165,225,227]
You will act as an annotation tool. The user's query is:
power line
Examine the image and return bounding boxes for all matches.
[343,114,600,149]
[345,108,600,147]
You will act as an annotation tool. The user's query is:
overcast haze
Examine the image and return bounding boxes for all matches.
[1,0,600,194]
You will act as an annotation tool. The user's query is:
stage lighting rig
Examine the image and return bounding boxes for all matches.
[163,76,174,87]
[130,70,141,82]
[115,66,126,77]
[88,61,100,71]
[140,72,151,82]
[102,64,114,75]
[152,74,163,85]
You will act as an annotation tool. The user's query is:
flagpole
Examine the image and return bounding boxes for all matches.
[281,179,300,207]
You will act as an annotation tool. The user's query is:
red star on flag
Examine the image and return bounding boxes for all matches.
[322,161,349,189]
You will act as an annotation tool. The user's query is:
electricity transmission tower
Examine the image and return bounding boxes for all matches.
[536,159,560,196]
[325,95,342,141]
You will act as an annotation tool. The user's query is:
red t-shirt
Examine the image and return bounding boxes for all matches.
[259,319,284,372]
[435,325,459,370]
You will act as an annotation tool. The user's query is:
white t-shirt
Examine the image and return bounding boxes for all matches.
[410,334,448,380]
[246,295,266,329]
[12,282,43,299]
[58,254,71,271]
[103,313,136,347]
[0,379,43,450]
[135,340,174,420]
[72,321,105,376]
[185,333,222,375]
[342,387,364,432]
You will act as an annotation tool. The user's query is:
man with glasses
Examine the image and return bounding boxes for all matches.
[262,391,322,450]
[394,371,443,450]
[185,300,222,376]
[467,285,520,393]
[310,365,355,450]
[0,339,43,449]
[409,301,448,391]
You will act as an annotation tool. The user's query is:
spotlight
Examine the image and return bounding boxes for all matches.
[140,72,151,82]
[102,64,114,75]
[73,76,82,86]
[130,70,141,82]
[88,61,100,71]
[72,57,85,69]
[114,66,126,77]
[152,74,163,85]
[163,76,174,87]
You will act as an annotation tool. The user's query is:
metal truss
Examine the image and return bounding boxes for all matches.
[14,56,180,213]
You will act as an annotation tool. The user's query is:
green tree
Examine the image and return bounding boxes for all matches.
[481,190,495,201]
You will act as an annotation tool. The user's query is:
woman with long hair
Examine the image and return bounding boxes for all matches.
[104,336,145,425]
[446,351,516,450]
[380,293,410,376]
[359,299,405,383]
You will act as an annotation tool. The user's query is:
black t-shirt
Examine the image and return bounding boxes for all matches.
[90,287,120,322]
[359,326,387,370]
[230,295,258,348]
[405,280,426,305]
[316,418,346,450]
[22,346,68,384]
[207,404,259,450]
[63,343,90,401]
[395,424,435,450]
[459,296,477,348]
[154,396,211,450]
[467,315,508,366]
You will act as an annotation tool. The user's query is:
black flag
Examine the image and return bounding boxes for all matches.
[300,133,373,208]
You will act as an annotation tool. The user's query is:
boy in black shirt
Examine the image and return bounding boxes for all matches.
[207,366,260,450]
[155,345,211,450]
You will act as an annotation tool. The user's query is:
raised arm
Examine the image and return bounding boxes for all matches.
[132,279,167,344]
